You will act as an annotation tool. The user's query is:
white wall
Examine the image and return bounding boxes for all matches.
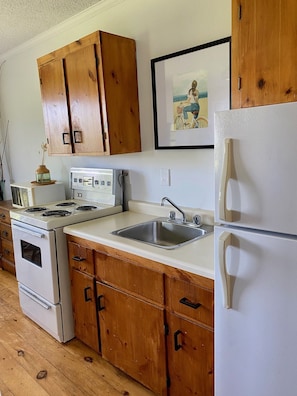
[0,0,231,210]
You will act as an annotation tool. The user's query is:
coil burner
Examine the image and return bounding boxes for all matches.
[76,205,97,211]
[25,207,47,213]
[42,210,71,217]
[56,202,76,207]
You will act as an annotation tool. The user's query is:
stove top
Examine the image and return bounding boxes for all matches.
[10,199,123,230]
[10,168,124,230]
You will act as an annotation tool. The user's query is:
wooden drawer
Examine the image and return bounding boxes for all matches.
[95,251,164,305]
[0,207,11,225]
[165,276,214,328]
[1,239,14,263]
[68,241,94,275]
[0,223,12,241]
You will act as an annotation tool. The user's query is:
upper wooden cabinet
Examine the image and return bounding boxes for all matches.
[232,0,297,108]
[37,31,141,156]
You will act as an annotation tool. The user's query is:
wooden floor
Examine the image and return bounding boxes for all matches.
[0,269,155,396]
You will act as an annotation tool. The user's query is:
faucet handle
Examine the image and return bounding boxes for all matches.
[169,210,176,220]
[192,214,201,225]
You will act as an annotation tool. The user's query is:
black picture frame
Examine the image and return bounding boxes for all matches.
[151,37,231,149]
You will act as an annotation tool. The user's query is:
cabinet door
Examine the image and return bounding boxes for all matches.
[39,60,72,155]
[232,0,297,108]
[97,281,167,396]
[71,269,99,352]
[65,45,104,155]
[167,313,214,396]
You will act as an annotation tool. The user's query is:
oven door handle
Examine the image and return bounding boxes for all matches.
[12,224,46,238]
[19,285,51,310]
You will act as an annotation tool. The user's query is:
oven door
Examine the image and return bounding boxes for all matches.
[11,219,60,304]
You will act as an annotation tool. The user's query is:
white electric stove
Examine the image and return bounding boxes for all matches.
[10,167,124,342]
[10,167,124,230]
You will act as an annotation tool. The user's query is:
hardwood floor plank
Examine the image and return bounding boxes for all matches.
[0,341,49,395]
[0,269,155,396]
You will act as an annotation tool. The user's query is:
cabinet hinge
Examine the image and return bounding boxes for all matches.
[237,76,242,91]
[238,4,242,20]
[164,323,169,336]
[167,376,171,388]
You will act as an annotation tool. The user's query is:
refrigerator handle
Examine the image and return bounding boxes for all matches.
[219,231,232,309]
[219,138,233,222]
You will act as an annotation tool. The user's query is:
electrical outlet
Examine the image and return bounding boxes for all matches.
[160,168,170,186]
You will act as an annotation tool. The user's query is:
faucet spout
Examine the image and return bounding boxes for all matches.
[161,196,186,223]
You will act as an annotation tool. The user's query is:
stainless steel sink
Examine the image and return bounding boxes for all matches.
[111,218,213,249]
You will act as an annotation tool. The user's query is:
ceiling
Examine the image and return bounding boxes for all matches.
[0,0,102,56]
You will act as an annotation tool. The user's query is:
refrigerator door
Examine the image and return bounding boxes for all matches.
[214,102,297,235]
[215,225,297,396]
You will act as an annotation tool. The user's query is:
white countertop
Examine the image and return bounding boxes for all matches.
[63,201,214,280]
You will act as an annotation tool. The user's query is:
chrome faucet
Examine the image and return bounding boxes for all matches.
[161,196,186,223]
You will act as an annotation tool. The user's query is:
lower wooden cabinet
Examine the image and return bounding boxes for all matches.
[165,275,214,395]
[166,313,213,396]
[67,235,214,396]
[70,268,99,352]
[0,200,15,275]
[97,282,167,395]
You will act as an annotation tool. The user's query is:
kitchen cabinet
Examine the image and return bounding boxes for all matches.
[165,276,214,396]
[37,31,141,156]
[232,0,297,108]
[0,200,15,275]
[68,240,99,352]
[95,250,167,396]
[66,235,214,396]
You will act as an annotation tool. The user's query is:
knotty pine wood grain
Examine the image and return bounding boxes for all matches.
[0,269,155,396]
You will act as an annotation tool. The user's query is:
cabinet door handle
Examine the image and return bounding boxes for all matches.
[72,256,86,262]
[179,297,201,310]
[84,286,92,302]
[174,330,182,351]
[62,132,71,144]
[73,130,82,143]
[1,231,8,238]
[97,294,105,311]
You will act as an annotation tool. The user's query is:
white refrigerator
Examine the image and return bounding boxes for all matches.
[214,102,297,396]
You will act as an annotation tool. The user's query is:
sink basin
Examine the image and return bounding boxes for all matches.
[111,218,213,249]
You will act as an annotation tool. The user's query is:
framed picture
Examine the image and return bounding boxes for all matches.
[151,37,231,149]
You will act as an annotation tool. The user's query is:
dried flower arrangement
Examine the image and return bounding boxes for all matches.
[40,142,48,166]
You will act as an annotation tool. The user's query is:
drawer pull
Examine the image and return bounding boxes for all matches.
[97,294,105,311]
[1,231,8,238]
[174,330,182,351]
[179,297,201,310]
[84,286,92,302]
[72,256,86,262]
